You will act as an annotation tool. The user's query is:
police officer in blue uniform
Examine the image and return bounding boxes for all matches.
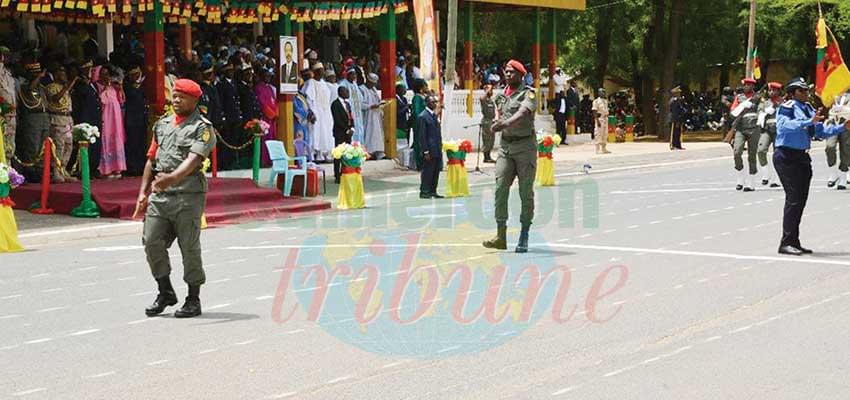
[774,77,850,256]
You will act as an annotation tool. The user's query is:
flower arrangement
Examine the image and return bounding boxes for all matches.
[537,133,562,157]
[0,163,25,199]
[244,119,271,136]
[332,141,369,168]
[72,123,101,144]
[442,139,474,162]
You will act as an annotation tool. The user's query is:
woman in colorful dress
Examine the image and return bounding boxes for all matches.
[94,65,126,179]
[254,68,278,167]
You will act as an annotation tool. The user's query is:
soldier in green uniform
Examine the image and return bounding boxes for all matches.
[483,60,537,253]
[757,82,783,188]
[731,77,761,192]
[137,79,216,318]
[480,84,497,163]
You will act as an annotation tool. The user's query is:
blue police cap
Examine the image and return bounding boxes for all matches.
[786,77,808,91]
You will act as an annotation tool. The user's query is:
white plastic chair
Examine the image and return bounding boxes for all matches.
[266,140,306,197]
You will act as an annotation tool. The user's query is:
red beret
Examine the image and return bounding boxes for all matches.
[506,59,527,76]
[741,77,757,85]
[767,81,783,89]
[174,79,202,99]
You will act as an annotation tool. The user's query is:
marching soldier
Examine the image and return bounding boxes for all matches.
[669,86,686,150]
[483,60,537,253]
[591,88,611,154]
[731,77,761,192]
[774,77,849,256]
[480,83,497,163]
[757,82,783,188]
[824,104,850,190]
[138,79,216,318]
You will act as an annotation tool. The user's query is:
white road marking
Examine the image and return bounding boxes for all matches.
[41,288,64,293]
[75,266,98,272]
[86,371,116,379]
[552,386,580,395]
[79,282,98,287]
[604,229,617,234]
[228,258,248,264]
[235,339,257,346]
[1,294,23,300]
[612,301,626,306]
[643,292,656,297]
[36,306,68,313]
[557,238,570,242]
[127,319,152,325]
[24,338,52,345]
[603,366,634,377]
[678,242,690,246]
[117,276,136,281]
[12,388,47,396]
[705,336,723,342]
[240,273,259,278]
[118,260,137,265]
[578,234,592,238]
[628,208,640,212]
[284,329,304,334]
[697,278,710,283]
[207,303,232,310]
[132,291,154,297]
[437,345,462,354]
[672,216,684,220]
[688,213,702,217]
[326,375,353,384]
[147,359,169,366]
[610,188,730,194]
[69,329,100,336]
[649,220,662,225]
[199,348,219,354]
[627,225,639,229]
[674,284,684,289]
[548,244,850,267]
[210,278,231,284]
[86,298,111,305]
[255,295,274,301]
[720,232,731,236]
[719,273,729,277]
[30,273,50,278]
[0,314,22,320]
[731,325,752,333]
[703,236,713,240]
[267,392,299,399]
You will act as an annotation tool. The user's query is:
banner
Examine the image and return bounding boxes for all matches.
[414,0,440,94]
[815,17,850,107]
[279,35,298,94]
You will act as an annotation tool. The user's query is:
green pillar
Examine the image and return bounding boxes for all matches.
[71,144,100,218]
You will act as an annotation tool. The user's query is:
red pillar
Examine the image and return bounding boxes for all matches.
[178,21,192,61]
[379,3,397,159]
[532,8,541,110]
[547,9,557,103]
[144,0,166,117]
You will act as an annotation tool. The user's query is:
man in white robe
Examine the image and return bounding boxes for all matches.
[361,73,385,159]
[302,63,334,161]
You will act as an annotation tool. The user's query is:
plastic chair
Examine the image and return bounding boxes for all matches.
[266,140,307,197]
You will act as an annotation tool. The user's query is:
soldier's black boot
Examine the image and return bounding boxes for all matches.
[145,277,178,316]
[515,225,530,253]
[483,224,507,250]
[174,285,202,318]
[483,153,495,163]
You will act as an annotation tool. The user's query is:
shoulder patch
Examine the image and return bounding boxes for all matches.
[781,100,795,108]
[202,128,211,143]
[528,91,535,100]
[778,103,795,118]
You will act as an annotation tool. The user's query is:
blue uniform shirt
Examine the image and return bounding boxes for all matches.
[776,99,846,150]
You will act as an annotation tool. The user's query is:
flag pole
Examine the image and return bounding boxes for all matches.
[745,0,757,79]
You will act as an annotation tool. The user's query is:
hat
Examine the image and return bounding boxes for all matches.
[506,59,527,75]
[173,79,202,99]
[786,77,808,91]
[312,62,324,71]
[671,86,682,93]
[201,62,214,74]
[741,77,757,85]
[367,73,379,83]
[767,81,783,90]
[344,57,355,68]
[80,60,94,69]
[25,62,42,74]
[325,69,336,78]
[217,62,234,72]
[346,67,357,75]
[0,46,10,54]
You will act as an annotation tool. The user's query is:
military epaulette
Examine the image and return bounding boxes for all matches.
[778,101,796,118]
[780,100,795,108]
[199,115,212,126]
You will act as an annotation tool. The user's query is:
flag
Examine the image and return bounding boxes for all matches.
[816,17,850,107]
[751,47,761,81]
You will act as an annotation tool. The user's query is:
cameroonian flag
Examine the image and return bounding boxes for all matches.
[751,47,761,81]
[816,17,850,107]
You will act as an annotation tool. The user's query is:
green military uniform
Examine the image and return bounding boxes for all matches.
[494,85,537,228]
[143,108,216,286]
[480,94,496,161]
[824,118,850,188]
[757,97,781,186]
[732,93,761,190]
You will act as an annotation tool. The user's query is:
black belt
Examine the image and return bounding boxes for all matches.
[777,146,808,154]
[501,135,533,143]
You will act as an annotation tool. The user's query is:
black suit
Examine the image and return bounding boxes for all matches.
[417,109,442,197]
[71,80,103,176]
[282,61,299,85]
[331,98,354,181]
[553,93,568,141]
[216,78,241,169]
[397,94,410,140]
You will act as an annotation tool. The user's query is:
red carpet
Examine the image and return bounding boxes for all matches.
[10,177,331,225]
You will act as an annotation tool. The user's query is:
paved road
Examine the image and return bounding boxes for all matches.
[3,146,850,399]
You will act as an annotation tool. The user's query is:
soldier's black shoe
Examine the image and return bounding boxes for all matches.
[828,180,837,188]
[778,245,804,256]
[735,185,743,191]
[743,187,755,192]
[515,228,530,253]
[432,194,445,199]
[174,297,202,318]
[770,183,781,188]
[145,292,178,316]
[838,185,847,190]
[484,159,496,164]
[761,179,769,186]
[796,245,814,254]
